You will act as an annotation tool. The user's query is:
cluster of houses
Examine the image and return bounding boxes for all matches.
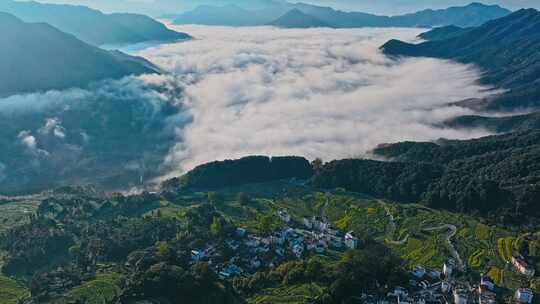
[191,208,360,280]
[362,258,536,304]
[189,208,538,303]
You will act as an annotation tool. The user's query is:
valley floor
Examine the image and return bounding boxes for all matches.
[1,181,537,303]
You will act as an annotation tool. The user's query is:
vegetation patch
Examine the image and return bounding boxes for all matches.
[0,275,30,304]
[247,283,326,304]
[468,249,486,268]
[487,266,504,285]
[474,224,491,241]
[64,272,123,304]
[497,237,515,262]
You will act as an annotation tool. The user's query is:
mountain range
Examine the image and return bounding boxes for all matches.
[0,12,158,97]
[268,8,332,28]
[382,8,540,132]
[0,12,179,195]
[173,2,511,28]
[0,0,190,46]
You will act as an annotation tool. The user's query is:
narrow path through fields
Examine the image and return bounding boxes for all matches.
[382,204,409,245]
[423,224,465,270]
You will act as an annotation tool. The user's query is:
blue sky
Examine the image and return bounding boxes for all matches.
[34,0,540,16]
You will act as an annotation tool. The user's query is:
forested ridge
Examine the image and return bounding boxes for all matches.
[313,130,540,223]
[163,156,313,190]
[160,130,540,222]
[382,8,540,112]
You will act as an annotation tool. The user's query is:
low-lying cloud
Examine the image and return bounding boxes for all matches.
[134,26,494,178]
[0,75,186,193]
[1,26,497,193]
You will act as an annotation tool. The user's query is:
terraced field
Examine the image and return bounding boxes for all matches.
[0,275,29,304]
[247,283,326,304]
[64,272,123,304]
[0,197,40,233]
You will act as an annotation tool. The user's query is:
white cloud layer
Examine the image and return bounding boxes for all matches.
[132,26,494,178]
[0,26,499,191]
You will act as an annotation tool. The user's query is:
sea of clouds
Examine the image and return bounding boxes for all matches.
[0,26,496,192]
[134,26,494,179]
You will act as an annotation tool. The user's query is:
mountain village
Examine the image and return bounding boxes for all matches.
[189,208,537,304]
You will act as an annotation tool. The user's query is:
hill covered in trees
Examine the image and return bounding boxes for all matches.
[163,156,313,190]
[444,112,540,133]
[159,130,540,224]
[313,130,540,224]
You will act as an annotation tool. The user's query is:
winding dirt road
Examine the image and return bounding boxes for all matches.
[423,224,465,270]
[383,204,409,245]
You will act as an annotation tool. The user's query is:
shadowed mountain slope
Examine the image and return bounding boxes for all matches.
[382,9,540,111]
[0,12,158,97]
[268,8,333,28]
[0,0,190,46]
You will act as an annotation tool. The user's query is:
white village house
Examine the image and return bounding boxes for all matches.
[443,262,453,277]
[453,289,468,304]
[345,231,359,249]
[277,209,291,223]
[515,288,534,304]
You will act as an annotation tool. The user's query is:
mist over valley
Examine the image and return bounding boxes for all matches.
[0,25,497,194]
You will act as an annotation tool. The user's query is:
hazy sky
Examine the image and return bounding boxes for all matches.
[32,0,540,16]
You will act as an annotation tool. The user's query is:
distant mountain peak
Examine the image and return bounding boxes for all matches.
[514,7,540,16]
[268,8,333,28]
[287,8,304,14]
[0,13,158,97]
[175,1,511,28]
[467,2,497,7]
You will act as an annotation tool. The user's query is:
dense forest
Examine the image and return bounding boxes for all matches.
[163,156,313,190]
[310,159,443,204]
[444,112,540,133]
[313,130,540,223]
[159,130,540,223]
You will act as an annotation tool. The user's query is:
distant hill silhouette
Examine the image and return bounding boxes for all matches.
[389,2,511,27]
[0,13,158,97]
[0,0,190,46]
[268,8,333,28]
[174,1,510,28]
